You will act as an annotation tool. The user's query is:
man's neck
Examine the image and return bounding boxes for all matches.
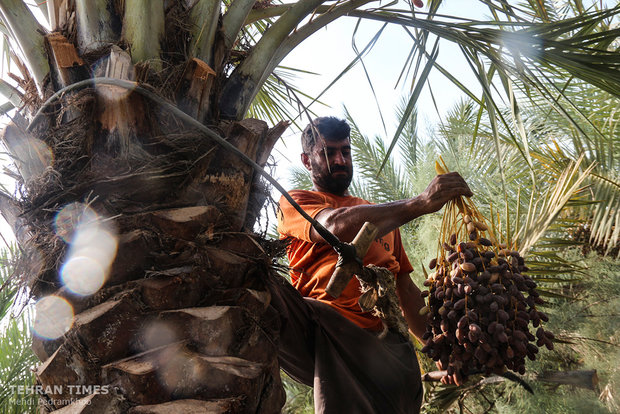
[311,186,350,197]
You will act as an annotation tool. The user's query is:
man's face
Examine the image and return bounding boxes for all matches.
[302,137,353,195]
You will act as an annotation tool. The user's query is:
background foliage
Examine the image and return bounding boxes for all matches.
[285,85,619,411]
[0,249,37,414]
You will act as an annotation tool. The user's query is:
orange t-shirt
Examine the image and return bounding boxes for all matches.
[277,190,413,331]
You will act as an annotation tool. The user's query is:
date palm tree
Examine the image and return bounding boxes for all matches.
[0,0,617,412]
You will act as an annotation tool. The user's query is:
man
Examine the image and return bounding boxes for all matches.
[271,116,472,413]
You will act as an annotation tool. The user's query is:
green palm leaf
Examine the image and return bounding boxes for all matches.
[0,248,36,414]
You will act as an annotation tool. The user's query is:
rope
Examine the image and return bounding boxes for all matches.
[26,77,346,250]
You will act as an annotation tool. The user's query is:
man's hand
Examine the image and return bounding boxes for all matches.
[416,172,473,215]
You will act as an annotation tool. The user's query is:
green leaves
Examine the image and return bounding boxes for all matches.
[0,316,37,414]
[0,248,37,414]
[515,156,594,254]
[380,40,438,175]
[248,67,323,127]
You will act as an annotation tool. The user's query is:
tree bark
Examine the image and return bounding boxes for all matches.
[175,58,216,123]
[19,3,287,411]
[123,0,165,70]
[31,115,286,411]
[75,0,121,55]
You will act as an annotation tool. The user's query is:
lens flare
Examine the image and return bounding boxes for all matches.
[11,137,53,181]
[32,296,74,340]
[57,205,118,296]
[70,225,118,270]
[156,348,201,393]
[61,256,106,296]
[54,203,98,243]
[141,321,178,351]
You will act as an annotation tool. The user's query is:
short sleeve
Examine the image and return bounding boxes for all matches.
[277,190,333,242]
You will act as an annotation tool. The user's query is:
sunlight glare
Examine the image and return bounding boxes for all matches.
[157,349,202,393]
[70,223,118,270]
[11,137,54,182]
[499,31,542,66]
[54,203,98,243]
[141,321,178,350]
[60,256,105,296]
[56,203,118,296]
[32,296,74,340]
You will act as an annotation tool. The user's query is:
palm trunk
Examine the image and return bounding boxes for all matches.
[1,1,287,412]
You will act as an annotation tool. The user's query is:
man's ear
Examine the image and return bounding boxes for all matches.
[301,153,311,171]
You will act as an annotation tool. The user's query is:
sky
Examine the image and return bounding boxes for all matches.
[272,0,489,187]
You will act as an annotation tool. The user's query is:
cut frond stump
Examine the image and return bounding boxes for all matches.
[50,391,126,414]
[176,59,216,123]
[128,398,242,414]
[101,343,266,407]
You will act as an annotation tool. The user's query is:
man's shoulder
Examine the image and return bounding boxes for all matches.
[288,189,316,197]
[280,190,368,203]
[280,189,324,204]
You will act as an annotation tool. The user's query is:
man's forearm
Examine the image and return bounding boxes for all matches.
[312,197,428,242]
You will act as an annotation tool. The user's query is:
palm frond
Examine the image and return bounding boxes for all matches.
[0,248,36,414]
[345,109,411,203]
[0,315,37,414]
[290,20,389,123]
[281,371,313,413]
[588,171,620,254]
[494,79,620,254]
[351,17,388,135]
[221,0,258,52]
[222,0,379,119]
[379,39,438,174]
[395,96,420,172]
[0,0,48,93]
[287,165,312,191]
[0,79,22,108]
[188,0,220,65]
[247,67,323,128]
[513,156,594,254]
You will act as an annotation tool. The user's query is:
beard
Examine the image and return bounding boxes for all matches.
[311,161,353,195]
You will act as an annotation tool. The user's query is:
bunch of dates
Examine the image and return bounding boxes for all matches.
[420,215,554,384]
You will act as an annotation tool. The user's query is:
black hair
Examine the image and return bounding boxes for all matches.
[301,117,350,154]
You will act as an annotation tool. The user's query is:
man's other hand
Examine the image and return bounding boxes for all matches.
[436,361,464,386]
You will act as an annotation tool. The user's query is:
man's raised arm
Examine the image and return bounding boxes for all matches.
[309,172,473,243]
